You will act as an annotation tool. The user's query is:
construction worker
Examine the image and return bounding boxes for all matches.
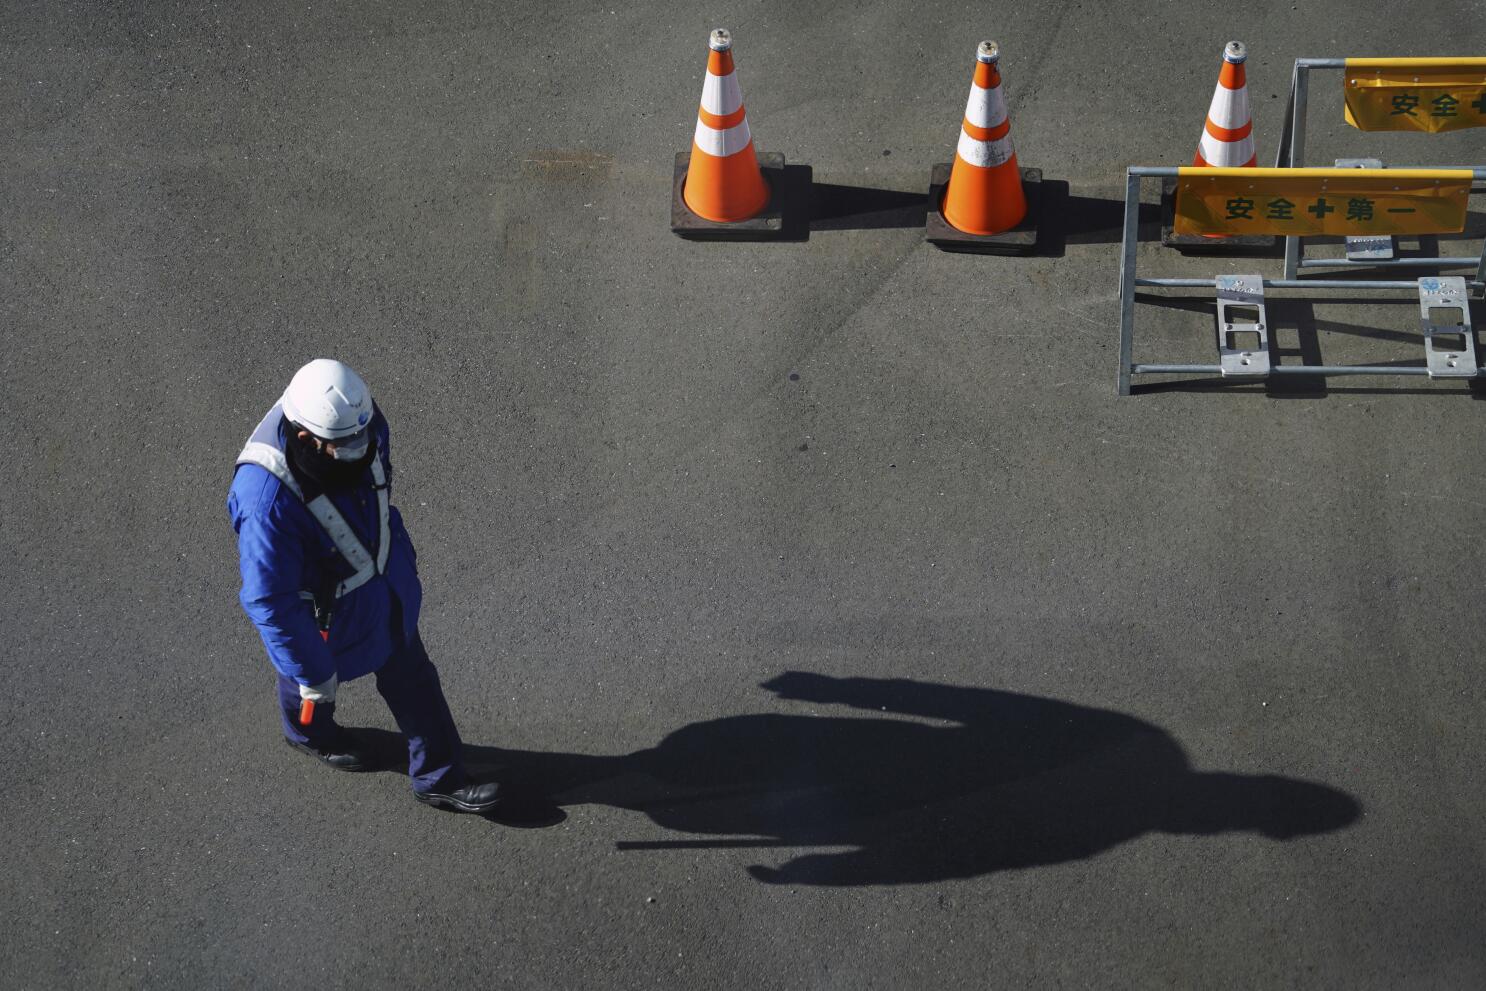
[227,358,500,814]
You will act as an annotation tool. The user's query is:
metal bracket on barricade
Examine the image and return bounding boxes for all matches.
[1419,277,1476,377]
[1215,275,1270,377]
[1334,159,1394,260]
[1116,166,1486,396]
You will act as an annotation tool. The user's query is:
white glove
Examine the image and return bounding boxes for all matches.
[299,674,337,704]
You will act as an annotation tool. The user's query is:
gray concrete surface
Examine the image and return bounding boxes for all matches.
[2,1,1484,987]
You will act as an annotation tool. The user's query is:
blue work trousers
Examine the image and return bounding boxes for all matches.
[277,631,466,794]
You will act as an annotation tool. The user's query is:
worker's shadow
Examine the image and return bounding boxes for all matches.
[359,672,1361,886]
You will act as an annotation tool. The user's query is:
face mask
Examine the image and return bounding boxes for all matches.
[326,428,370,462]
[285,424,377,491]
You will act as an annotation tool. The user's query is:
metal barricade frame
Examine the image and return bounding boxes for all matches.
[1116,165,1486,396]
[1274,57,1486,282]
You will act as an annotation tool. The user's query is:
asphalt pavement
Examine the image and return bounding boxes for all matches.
[2,1,1484,987]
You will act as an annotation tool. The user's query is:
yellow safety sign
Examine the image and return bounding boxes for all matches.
[1342,57,1486,133]
[1173,167,1471,237]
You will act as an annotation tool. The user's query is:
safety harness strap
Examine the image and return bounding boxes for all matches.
[238,441,303,500]
[235,404,390,600]
[303,459,389,597]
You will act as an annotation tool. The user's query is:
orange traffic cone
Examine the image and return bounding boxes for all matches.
[1193,41,1256,167]
[941,41,1027,236]
[682,29,771,223]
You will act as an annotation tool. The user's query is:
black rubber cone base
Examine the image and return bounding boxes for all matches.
[925,164,1042,255]
[1160,177,1278,254]
[672,151,796,240]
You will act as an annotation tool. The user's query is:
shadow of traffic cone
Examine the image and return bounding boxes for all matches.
[671,29,793,240]
[926,41,1042,255]
[1161,41,1274,252]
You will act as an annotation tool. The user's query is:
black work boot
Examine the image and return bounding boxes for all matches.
[414,780,502,813]
[283,729,373,772]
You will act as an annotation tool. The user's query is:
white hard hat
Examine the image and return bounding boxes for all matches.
[281,359,374,441]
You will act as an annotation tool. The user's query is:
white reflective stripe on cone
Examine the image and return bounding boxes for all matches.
[700,71,744,116]
[694,117,753,158]
[1206,85,1251,130]
[957,129,1016,169]
[963,82,1008,130]
[1198,130,1254,166]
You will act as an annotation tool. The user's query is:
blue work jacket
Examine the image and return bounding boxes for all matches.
[227,411,422,686]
